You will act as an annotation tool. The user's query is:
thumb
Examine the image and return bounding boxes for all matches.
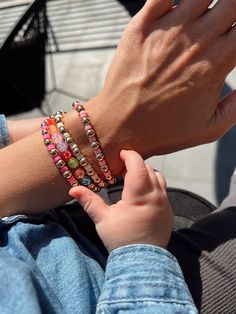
[139,0,173,22]
[211,90,236,140]
[69,186,108,224]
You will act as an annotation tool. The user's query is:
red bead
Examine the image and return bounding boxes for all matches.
[62,151,72,160]
[47,118,57,126]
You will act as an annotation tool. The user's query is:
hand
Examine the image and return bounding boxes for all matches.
[69,150,173,252]
[87,0,236,160]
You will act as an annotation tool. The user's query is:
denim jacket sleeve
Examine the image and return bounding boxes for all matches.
[0,114,9,148]
[97,244,198,314]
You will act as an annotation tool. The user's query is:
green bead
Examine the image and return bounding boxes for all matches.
[67,158,79,169]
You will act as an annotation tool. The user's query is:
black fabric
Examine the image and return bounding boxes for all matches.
[0,35,45,116]
[168,208,236,313]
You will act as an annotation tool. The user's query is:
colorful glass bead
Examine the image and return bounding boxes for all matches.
[79,176,92,187]
[57,141,68,153]
[74,168,86,180]
[51,133,63,144]
[47,118,57,126]
[49,125,58,134]
[62,150,72,160]
[67,157,79,169]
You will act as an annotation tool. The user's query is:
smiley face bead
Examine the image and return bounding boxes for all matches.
[67,158,79,169]
[74,168,86,180]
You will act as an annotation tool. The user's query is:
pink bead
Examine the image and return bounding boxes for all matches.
[42,126,48,130]
[89,136,96,143]
[53,155,61,163]
[47,144,55,151]
[73,101,80,109]
[43,134,50,140]
[60,166,69,173]
[80,111,87,118]
[68,176,77,185]
[85,125,92,131]
[94,148,102,155]
[99,160,106,166]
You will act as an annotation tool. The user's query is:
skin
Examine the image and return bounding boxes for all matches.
[69,150,173,252]
[1,0,236,218]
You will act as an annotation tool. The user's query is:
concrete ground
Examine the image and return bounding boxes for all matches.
[8,0,236,207]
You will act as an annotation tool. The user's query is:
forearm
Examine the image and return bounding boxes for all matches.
[0,97,124,217]
[7,117,47,144]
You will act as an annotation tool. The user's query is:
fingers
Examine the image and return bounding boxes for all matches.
[120,149,155,198]
[139,0,174,22]
[146,165,167,192]
[154,169,167,192]
[215,24,236,75]
[207,90,236,141]
[175,0,214,20]
[195,1,236,41]
[69,186,108,224]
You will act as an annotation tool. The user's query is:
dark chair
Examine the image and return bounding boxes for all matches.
[0,0,47,116]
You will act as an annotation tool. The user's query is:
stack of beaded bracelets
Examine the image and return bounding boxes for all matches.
[72,101,115,185]
[41,109,115,191]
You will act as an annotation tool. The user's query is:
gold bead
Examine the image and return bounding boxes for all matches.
[80,157,88,167]
[91,141,99,150]
[50,149,58,157]
[63,171,72,179]
[101,165,109,172]
[73,148,80,156]
[44,139,51,146]
[56,159,65,169]
[82,117,89,125]
[87,168,95,176]
[42,129,48,135]
[66,137,73,144]
[96,153,104,162]
[86,129,95,138]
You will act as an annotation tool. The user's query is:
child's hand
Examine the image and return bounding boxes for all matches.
[69,150,173,252]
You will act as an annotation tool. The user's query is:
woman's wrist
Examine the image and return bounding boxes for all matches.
[63,95,125,178]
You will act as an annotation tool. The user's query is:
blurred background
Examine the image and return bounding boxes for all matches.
[0,0,235,206]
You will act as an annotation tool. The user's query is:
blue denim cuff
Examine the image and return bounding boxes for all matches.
[0,114,9,148]
[99,244,196,308]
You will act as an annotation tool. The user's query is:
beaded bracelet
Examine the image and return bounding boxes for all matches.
[72,101,116,185]
[48,114,102,192]
[41,119,79,187]
[53,111,106,190]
